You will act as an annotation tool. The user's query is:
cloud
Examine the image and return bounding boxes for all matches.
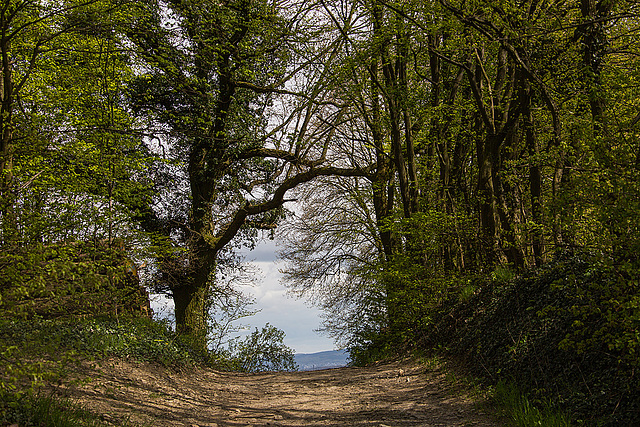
[236,259,336,353]
[243,238,280,263]
[151,240,337,354]
[150,293,174,321]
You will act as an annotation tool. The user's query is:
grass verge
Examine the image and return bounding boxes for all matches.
[494,380,571,427]
[418,354,572,427]
[0,391,141,427]
[0,316,198,426]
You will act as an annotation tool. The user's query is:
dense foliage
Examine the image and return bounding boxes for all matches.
[0,241,150,319]
[418,252,640,425]
[280,0,640,345]
[0,317,197,371]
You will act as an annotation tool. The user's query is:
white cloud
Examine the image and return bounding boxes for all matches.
[151,240,337,354]
[235,258,336,354]
[150,293,174,322]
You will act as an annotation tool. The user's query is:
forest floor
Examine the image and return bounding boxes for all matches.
[51,358,504,427]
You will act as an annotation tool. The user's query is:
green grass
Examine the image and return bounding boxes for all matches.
[494,380,571,427]
[0,391,143,427]
[0,316,199,426]
[0,316,198,367]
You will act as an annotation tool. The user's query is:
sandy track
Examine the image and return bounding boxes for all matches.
[56,359,502,426]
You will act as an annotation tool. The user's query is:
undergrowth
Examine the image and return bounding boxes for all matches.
[417,353,571,427]
[494,380,571,427]
[421,252,640,426]
[1,392,139,427]
[0,316,198,426]
[0,316,198,367]
[351,251,640,426]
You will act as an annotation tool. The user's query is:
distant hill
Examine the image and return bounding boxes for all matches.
[295,350,349,371]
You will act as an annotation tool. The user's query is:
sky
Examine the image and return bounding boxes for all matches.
[150,239,337,354]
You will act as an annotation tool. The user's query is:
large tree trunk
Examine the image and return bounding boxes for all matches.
[579,0,609,133]
[369,54,395,262]
[398,27,419,216]
[494,131,525,268]
[370,0,418,338]
[377,8,414,221]
[171,45,237,350]
[173,259,213,352]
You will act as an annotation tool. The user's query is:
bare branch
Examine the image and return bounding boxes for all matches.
[212,163,374,253]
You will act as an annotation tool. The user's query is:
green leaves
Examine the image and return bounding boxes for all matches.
[1,0,158,248]
[0,241,149,320]
[228,323,298,372]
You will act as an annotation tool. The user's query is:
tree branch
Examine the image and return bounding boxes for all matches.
[212,164,374,253]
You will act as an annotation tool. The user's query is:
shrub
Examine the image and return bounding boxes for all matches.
[0,316,197,371]
[228,324,298,372]
[421,252,640,426]
[0,242,150,320]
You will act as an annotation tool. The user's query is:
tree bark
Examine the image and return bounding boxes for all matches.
[476,134,500,265]
[368,53,395,262]
[0,31,16,246]
[521,78,544,266]
[173,268,211,350]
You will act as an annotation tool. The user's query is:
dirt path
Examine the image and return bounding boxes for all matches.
[56,359,502,426]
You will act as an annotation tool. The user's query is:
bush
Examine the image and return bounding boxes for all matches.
[228,324,298,372]
[420,252,640,426]
[0,242,150,320]
[0,316,198,374]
